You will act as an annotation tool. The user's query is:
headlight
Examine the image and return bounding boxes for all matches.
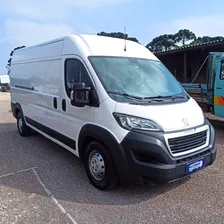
[113,113,162,131]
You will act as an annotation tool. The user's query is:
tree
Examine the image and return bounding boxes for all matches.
[97,32,139,43]
[146,29,224,52]
[146,34,176,52]
[190,36,224,45]
[174,29,196,46]
[6,46,25,75]
[127,37,139,43]
[212,36,224,42]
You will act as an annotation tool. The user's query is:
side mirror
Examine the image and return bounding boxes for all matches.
[71,82,91,107]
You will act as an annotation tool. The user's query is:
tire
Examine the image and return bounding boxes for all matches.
[84,141,118,190]
[16,112,32,137]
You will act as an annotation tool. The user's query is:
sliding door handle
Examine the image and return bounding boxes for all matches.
[62,99,66,112]
[53,97,57,109]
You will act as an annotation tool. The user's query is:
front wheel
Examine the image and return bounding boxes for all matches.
[17,112,32,137]
[84,141,118,190]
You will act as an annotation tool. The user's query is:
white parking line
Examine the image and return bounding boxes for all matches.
[17,167,37,173]
[0,167,78,224]
[32,168,77,224]
[0,167,37,179]
[0,172,15,178]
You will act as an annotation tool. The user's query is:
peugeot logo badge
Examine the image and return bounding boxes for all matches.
[182,118,189,127]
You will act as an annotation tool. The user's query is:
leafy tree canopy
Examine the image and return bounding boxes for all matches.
[146,29,224,52]
[97,32,139,43]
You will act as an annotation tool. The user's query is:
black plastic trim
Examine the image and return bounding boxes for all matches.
[15,85,34,91]
[11,102,16,118]
[25,116,76,150]
[62,99,66,111]
[53,97,57,109]
[11,102,23,118]
[78,124,130,184]
[120,118,216,184]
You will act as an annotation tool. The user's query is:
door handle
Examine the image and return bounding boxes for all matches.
[217,87,223,90]
[53,97,57,109]
[62,99,66,112]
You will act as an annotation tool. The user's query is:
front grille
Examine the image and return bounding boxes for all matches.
[168,130,207,155]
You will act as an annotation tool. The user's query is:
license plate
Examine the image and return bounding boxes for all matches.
[186,158,204,174]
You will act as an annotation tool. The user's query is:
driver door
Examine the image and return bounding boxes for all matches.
[59,56,94,153]
[214,57,224,118]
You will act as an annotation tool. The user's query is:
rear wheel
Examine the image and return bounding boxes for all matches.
[17,112,32,137]
[84,141,118,190]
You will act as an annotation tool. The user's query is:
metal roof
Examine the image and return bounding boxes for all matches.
[154,39,224,55]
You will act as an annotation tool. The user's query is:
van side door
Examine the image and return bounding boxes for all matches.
[60,56,95,154]
[214,57,224,118]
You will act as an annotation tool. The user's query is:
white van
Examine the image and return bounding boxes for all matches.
[0,75,10,91]
[10,34,216,190]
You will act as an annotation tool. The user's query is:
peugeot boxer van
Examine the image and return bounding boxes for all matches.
[10,34,216,190]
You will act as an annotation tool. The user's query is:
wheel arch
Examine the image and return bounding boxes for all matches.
[78,125,117,158]
[78,124,130,184]
[11,102,23,118]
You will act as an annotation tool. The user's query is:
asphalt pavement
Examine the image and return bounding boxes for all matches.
[0,92,224,224]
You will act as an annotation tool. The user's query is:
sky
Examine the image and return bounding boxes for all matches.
[1,0,224,74]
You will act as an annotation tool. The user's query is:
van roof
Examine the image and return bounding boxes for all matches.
[12,34,158,61]
[73,34,158,59]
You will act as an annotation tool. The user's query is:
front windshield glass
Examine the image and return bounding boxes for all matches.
[89,56,184,99]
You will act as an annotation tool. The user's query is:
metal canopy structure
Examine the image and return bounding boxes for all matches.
[154,39,224,56]
[154,40,224,83]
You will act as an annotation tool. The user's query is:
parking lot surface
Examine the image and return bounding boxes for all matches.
[0,92,224,224]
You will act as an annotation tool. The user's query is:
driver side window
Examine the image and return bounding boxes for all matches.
[65,59,93,97]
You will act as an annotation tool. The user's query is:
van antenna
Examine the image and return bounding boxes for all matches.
[124,26,127,51]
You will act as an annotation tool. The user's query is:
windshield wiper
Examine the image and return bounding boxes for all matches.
[108,91,186,103]
[107,91,144,100]
[143,95,165,101]
[143,95,186,101]
[171,95,186,99]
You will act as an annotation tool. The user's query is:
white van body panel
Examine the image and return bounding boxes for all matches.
[93,98,129,143]
[12,40,64,62]
[11,60,62,131]
[10,41,64,134]
[115,98,204,132]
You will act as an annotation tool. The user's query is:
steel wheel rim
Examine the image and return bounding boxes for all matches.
[18,117,23,133]
[89,150,105,181]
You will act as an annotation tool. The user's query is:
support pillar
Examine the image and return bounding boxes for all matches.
[183,52,187,82]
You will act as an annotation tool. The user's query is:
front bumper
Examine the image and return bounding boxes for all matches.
[118,119,216,184]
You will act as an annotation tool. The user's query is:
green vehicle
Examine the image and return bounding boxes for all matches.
[181,52,224,118]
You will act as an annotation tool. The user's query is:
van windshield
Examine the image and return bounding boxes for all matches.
[89,56,185,102]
